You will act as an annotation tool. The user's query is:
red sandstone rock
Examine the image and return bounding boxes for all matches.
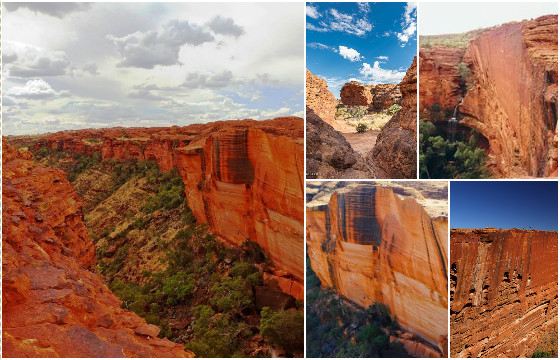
[340,81,373,107]
[420,16,558,178]
[368,57,417,178]
[460,15,558,177]
[306,181,448,356]
[306,70,338,127]
[419,47,465,114]
[2,142,192,357]
[450,228,558,357]
[10,117,305,300]
[370,84,402,112]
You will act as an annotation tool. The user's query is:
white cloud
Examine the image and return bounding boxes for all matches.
[360,61,406,84]
[375,55,389,61]
[259,106,291,118]
[397,3,417,47]
[5,42,70,77]
[206,16,245,37]
[306,5,321,19]
[6,78,63,99]
[4,3,90,18]
[338,45,362,62]
[307,42,335,51]
[329,8,372,36]
[108,20,215,69]
[357,3,370,14]
[306,22,329,32]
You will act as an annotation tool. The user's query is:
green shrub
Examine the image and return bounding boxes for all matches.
[162,271,195,305]
[187,305,251,357]
[210,276,253,313]
[386,103,402,116]
[355,123,368,133]
[260,307,304,355]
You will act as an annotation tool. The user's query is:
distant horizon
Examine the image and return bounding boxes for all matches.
[452,227,558,232]
[451,181,558,231]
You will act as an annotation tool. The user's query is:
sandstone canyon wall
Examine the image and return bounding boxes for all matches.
[420,16,558,178]
[368,57,418,178]
[450,228,558,358]
[2,143,192,357]
[13,117,304,299]
[306,70,338,128]
[306,181,448,356]
[340,82,401,111]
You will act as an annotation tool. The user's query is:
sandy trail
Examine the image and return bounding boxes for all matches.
[342,130,379,156]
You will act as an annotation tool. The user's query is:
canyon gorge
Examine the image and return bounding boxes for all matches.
[306,181,448,357]
[420,15,558,178]
[306,57,417,179]
[450,228,558,357]
[3,117,305,357]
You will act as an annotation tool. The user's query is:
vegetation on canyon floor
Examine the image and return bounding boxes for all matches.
[306,261,409,358]
[31,147,304,357]
[531,327,558,358]
[420,119,489,179]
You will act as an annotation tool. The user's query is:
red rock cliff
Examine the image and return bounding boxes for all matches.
[17,118,304,300]
[450,228,558,357]
[306,70,338,128]
[420,16,558,178]
[306,181,448,356]
[2,143,192,357]
[460,16,558,177]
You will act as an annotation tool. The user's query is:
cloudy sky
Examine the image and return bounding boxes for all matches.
[420,2,558,35]
[306,2,416,96]
[2,2,304,135]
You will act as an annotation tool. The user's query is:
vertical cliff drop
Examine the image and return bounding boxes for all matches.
[306,181,448,357]
[420,15,558,178]
[450,228,558,358]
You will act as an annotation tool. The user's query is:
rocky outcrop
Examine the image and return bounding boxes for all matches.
[11,117,304,300]
[306,70,338,128]
[370,84,402,112]
[340,82,401,111]
[419,47,465,114]
[340,81,374,107]
[306,181,449,356]
[450,228,558,357]
[460,15,558,177]
[368,57,417,178]
[305,109,372,179]
[2,143,192,357]
[420,15,558,178]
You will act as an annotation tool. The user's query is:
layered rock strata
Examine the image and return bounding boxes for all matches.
[450,228,558,357]
[2,143,192,357]
[306,181,448,356]
[10,117,305,300]
[306,70,338,128]
[368,57,418,178]
[420,15,558,177]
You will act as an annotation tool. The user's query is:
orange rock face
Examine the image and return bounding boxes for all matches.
[370,83,402,112]
[460,16,558,177]
[2,143,192,357]
[340,82,401,111]
[419,47,465,114]
[420,16,558,178]
[450,228,558,357]
[15,118,305,299]
[340,81,374,106]
[306,181,448,356]
[306,69,338,127]
[368,57,417,178]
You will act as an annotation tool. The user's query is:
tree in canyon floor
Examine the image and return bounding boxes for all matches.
[420,120,489,179]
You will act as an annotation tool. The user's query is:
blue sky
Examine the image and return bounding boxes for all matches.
[306,2,417,96]
[2,3,303,135]
[451,181,558,231]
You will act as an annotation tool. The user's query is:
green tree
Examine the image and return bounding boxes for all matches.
[260,307,304,355]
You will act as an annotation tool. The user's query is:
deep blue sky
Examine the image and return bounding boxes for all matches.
[306,2,417,96]
[451,181,558,231]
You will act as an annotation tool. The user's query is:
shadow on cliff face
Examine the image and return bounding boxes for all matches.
[27,147,305,358]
